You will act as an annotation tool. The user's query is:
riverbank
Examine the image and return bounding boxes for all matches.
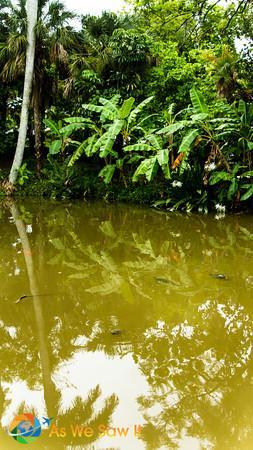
[1,164,251,214]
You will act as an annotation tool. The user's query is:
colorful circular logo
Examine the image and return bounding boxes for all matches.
[9,414,41,444]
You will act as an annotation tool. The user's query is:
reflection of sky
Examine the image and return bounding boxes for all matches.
[1,380,46,427]
[55,351,149,449]
[1,351,150,449]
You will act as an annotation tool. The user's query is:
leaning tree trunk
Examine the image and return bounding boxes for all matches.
[33,79,42,176]
[8,0,38,186]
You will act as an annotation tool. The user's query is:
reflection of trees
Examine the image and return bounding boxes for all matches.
[0,201,118,448]
[9,201,59,416]
[135,299,253,449]
[1,200,253,448]
[53,386,118,447]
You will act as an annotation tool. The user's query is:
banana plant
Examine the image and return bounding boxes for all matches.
[80,95,155,159]
[68,95,155,184]
[124,134,171,182]
[215,100,253,153]
[44,117,97,156]
[156,87,229,174]
[209,164,253,202]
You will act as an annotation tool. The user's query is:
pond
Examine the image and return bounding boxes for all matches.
[1,200,253,449]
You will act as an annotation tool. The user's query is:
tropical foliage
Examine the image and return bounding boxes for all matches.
[0,0,252,211]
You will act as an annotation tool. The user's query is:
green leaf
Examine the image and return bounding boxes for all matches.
[168,103,176,116]
[44,119,59,135]
[84,135,97,157]
[190,113,209,121]
[60,123,85,137]
[238,99,247,116]
[179,129,199,153]
[127,155,143,164]
[100,120,124,157]
[157,149,170,179]
[209,171,231,185]
[116,159,124,169]
[98,165,116,184]
[232,163,242,176]
[190,88,208,114]
[82,103,103,113]
[240,170,253,178]
[241,186,253,201]
[124,143,154,152]
[228,178,238,200]
[92,132,109,154]
[146,134,162,150]
[128,96,154,126]
[157,122,186,135]
[49,140,62,155]
[119,97,135,119]
[99,97,119,121]
[64,117,90,124]
[133,156,158,182]
[215,123,237,131]
[68,141,86,167]
[247,142,253,151]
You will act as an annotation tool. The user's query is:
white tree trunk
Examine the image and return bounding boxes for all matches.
[8,0,38,185]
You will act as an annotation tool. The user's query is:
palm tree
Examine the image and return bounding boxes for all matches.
[206,46,239,103]
[0,1,11,140]
[7,0,38,187]
[0,0,76,180]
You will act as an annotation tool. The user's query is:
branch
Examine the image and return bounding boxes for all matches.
[223,0,250,33]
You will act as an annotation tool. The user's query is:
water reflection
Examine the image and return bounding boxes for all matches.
[0,200,253,449]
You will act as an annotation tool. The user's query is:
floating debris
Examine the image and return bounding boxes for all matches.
[111,329,123,336]
[15,294,54,304]
[210,274,228,280]
[154,277,180,286]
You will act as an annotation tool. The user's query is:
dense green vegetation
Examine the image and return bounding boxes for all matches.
[0,0,252,211]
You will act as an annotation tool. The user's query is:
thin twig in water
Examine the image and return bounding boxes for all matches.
[15,294,55,304]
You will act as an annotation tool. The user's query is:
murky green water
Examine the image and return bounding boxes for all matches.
[1,200,253,449]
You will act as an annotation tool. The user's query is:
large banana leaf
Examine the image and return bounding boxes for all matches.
[100,120,124,157]
[68,135,97,167]
[128,96,154,127]
[209,171,232,185]
[157,149,171,179]
[82,103,104,113]
[49,139,62,155]
[228,178,238,200]
[146,134,162,150]
[179,129,199,153]
[119,97,135,119]
[44,118,59,135]
[190,113,209,121]
[157,121,186,135]
[241,185,253,201]
[101,106,117,122]
[64,117,92,123]
[124,143,154,152]
[98,164,116,184]
[99,96,120,122]
[59,122,86,138]
[99,95,120,107]
[190,87,208,115]
[92,132,109,154]
[133,156,158,182]
[68,141,86,167]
